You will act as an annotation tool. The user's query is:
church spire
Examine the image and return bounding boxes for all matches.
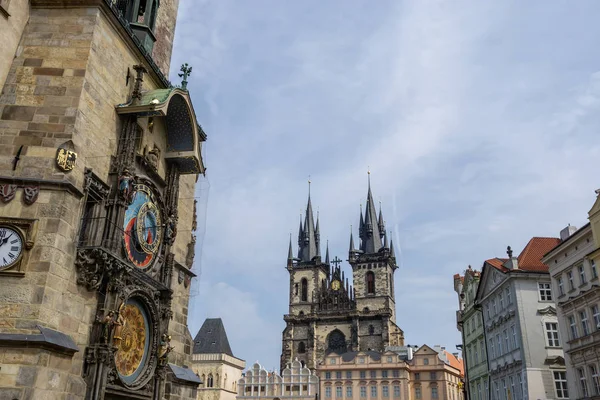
[297,181,318,262]
[288,234,294,266]
[325,240,330,264]
[378,202,385,237]
[390,236,396,259]
[359,172,383,254]
[315,212,321,257]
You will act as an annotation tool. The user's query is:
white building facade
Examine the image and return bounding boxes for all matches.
[475,237,566,400]
[543,221,600,399]
[237,360,319,400]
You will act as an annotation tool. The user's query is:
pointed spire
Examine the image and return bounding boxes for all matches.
[297,214,303,245]
[349,226,355,252]
[325,240,330,264]
[378,201,385,236]
[383,229,389,248]
[360,172,383,254]
[288,234,294,266]
[298,182,318,262]
[315,212,321,257]
[390,237,396,259]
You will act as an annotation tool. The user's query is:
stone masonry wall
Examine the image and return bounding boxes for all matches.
[151,0,180,76]
[0,1,29,91]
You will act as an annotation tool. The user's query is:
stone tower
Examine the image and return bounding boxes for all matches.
[0,1,205,399]
[281,180,404,372]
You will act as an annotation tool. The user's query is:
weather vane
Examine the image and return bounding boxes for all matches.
[179,63,192,90]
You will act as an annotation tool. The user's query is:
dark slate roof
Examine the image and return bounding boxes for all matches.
[169,363,202,384]
[0,325,79,355]
[193,318,233,356]
[340,351,382,362]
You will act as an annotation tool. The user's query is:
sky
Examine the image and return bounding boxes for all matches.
[170,0,600,371]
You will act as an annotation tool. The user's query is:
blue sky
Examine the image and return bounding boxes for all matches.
[170,0,600,370]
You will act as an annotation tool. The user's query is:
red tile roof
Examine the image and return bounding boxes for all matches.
[444,350,464,376]
[517,237,561,272]
[485,237,560,274]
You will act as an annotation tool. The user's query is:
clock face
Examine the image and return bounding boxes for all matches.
[123,184,162,269]
[0,227,23,270]
[331,280,341,291]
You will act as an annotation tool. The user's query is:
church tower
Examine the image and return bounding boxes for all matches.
[281,178,404,372]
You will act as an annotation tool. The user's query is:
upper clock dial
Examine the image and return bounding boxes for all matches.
[123,184,162,268]
[331,280,341,291]
[0,227,23,270]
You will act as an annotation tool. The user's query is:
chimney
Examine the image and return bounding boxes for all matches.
[560,224,577,241]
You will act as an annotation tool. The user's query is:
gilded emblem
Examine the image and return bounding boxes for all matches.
[115,302,148,380]
[56,148,77,172]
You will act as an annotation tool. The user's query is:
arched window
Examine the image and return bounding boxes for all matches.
[301,278,308,302]
[298,341,306,353]
[363,307,370,313]
[207,374,214,388]
[201,374,206,387]
[299,311,304,316]
[366,271,375,294]
[369,325,375,335]
[216,373,220,388]
[327,329,347,354]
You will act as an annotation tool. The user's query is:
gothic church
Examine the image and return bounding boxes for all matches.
[281,180,404,371]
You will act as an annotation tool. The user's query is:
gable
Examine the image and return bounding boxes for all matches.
[476,262,507,302]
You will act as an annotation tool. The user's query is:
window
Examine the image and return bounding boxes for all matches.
[546,322,560,347]
[330,358,337,365]
[382,370,388,378]
[477,383,482,400]
[509,376,515,400]
[558,277,564,296]
[492,298,497,315]
[581,310,591,336]
[568,271,575,290]
[393,370,400,378]
[430,372,437,380]
[504,329,510,352]
[359,357,365,364]
[415,387,422,399]
[485,381,489,400]
[387,356,393,363]
[360,371,366,379]
[502,379,507,400]
[496,333,502,356]
[326,387,332,398]
[347,387,353,397]
[336,386,343,398]
[423,358,429,365]
[383,386,389,397]
[506,287,511,304]
[432,387,438,398]
[326,372,332,380]
[371,386,377,397]
[499,292,504,310]
[336,372,342,379]
[576,264,587,285]
[517,374,523,399]
[298,341,306,353]
[394,385,400,397]
[494,382,499,400]
[366,272,375,295]
[370,371,376,379]
[346,371,352,379]
[486,304,491,319]
[489,338,495,359]
[480,340,486,362]
[207,374,214,387]
[579,368,589,397]
[301,278,308,301]
[592,260,598,279]
[594,305,600,331]
[360,386,367,398]
[415,373,420,380]
[590,364,600,395]
[474,344,479,364]
[570,315,579,339]
[539,282,552,301]
[369,325,375,335]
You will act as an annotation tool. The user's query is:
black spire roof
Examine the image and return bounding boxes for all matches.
[192,318,234,356]
[359,176,384,254]
[297,191,319,262]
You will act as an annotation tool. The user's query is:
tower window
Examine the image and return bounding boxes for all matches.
[301,278,308,302]
[366,271,375,295]
[207,374,214,388]
[298,341,306,353]
[369,325,375,335]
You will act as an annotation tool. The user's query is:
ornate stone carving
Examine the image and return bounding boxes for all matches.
[0,184,17,203]
[144,144,160,171]
[56,140,77,172]
[192,199,197,231]
[164,213,177,245]
[118,168,135,205]
[75,248,131,292]
[22,185,39,205]
[185,234,196,268]
[158,334,174,366]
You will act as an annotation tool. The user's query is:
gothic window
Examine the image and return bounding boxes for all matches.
[201,374,206,386]
[299,311,305,316]
[369,325,375,335]
[207,374,213,388]
[295,283,298,295]
[327,329,347,354]
[298,342,306,353]
[363,307,370,313]
[216,373,220,388]
[366,271,375,295]
[301,278,308,302]
[113,0,159,31]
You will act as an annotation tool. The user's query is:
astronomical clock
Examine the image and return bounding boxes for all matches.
[74,68,205,400]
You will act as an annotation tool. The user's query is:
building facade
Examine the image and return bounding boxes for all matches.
[454,267,489,400]
[193,318,246,400]
[281,181,404,371]
[237,360,319,400]
[0,1,204,399]
[475,238,566,400]
[542,193,600,399]
[316,346,463,400]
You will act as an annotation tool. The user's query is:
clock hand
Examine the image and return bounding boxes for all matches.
[0,234,11,247]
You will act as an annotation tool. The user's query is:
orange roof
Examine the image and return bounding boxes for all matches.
[485,257,508,271]
[444,350,464,376]
[517,237,561,272]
